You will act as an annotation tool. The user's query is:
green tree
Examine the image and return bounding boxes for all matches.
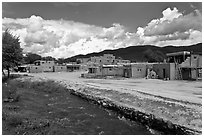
[42,56,56,61]
[2,29,23,78]
[23,53,42,64]
[143,48,165,62]
[57,58,65,64]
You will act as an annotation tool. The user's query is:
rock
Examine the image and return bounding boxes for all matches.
[102,102,107,106]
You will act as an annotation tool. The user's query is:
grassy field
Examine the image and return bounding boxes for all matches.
[2,77,73,135]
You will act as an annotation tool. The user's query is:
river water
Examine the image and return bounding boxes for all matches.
[51,91,155,135]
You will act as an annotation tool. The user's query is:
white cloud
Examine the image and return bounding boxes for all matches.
[2,7,202,58]
[143,8,201,36]
[161,7,182,22]
[137,7,202,46]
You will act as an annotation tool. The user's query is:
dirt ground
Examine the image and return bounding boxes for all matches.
[29,71,202,105]
[23,71,202,133]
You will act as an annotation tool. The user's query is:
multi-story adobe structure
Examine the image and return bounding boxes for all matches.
[84,51,202,81]
[90,54,116,65]
[29,60,74,73]
[166,51,202,80]
[29,60,55,73]
[76,58,90,64]
[89,54,130,65]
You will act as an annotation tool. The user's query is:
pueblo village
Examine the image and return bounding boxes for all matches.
[2,2,202,135]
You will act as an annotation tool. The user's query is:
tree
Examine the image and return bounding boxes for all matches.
[57,58,65,64]
[42,56,56,61]
[2,29,23,78]
[23,53,42,64]
[143,48,165,62]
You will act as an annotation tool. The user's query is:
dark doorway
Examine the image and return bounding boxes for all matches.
[163,69,166,78]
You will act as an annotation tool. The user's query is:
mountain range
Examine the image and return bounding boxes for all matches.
[65,43,202,62]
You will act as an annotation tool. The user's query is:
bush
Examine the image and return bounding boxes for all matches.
[6,113,24,127]
[29,80,68,94]
[2,74,21,83]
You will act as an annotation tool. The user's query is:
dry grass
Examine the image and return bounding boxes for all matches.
[2,78,71,135]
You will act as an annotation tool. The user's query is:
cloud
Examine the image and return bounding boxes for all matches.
[142,7,201,36]
[137,7,202,46]
[2,7,202,58]
[3,15,136,58]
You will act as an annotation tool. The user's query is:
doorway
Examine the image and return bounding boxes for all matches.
[163,68,166,78]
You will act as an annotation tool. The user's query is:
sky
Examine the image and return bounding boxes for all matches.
[2,2,202,58]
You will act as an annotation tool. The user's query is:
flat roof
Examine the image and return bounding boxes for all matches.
[166,51,191,56]
[66,64,80,66]
[102,65,123,67]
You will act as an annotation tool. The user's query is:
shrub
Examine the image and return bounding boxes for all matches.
[7,113,24,127]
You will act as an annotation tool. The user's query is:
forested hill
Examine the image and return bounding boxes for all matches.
[66,43,202,62]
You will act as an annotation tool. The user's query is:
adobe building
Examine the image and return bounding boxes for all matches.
[53,65,67,72]
[101,65,124,77]
[89,54,131,65]
[131,63,147,78]
[179,53,202,80]
[123,64,132,78]
[29,65,43,73]
[115,59,131,64]
[152,63,176,80]
[166,51,202,80]
[66,64,81,72]
[29,60,55,73]
[90,54,116,65]
[84,64,124,78]
[82,63,101,78]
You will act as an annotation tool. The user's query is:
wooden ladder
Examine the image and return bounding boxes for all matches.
[174,59,183,80]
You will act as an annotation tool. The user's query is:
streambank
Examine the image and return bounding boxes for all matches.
[69,89,200,135]
[56,80,201,135]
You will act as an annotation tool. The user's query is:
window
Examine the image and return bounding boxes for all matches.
[49,67,51,69]
[109,68,112,71]
[42,62,44,64]
[36,67,38,69]
[137,68,142,72]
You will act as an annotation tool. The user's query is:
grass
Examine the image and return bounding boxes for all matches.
[2,73,23,83]
[2,77,72,135]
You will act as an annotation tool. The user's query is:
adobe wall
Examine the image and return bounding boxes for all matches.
[153,63,171,79]
[29,66,43,73]
[131,64,147,78]
[101,67,124,76]
[54,66,67,72]
[169,63,176,80]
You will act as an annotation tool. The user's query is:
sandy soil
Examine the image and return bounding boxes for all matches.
[27,71,202,133]
[29,71,202,105]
